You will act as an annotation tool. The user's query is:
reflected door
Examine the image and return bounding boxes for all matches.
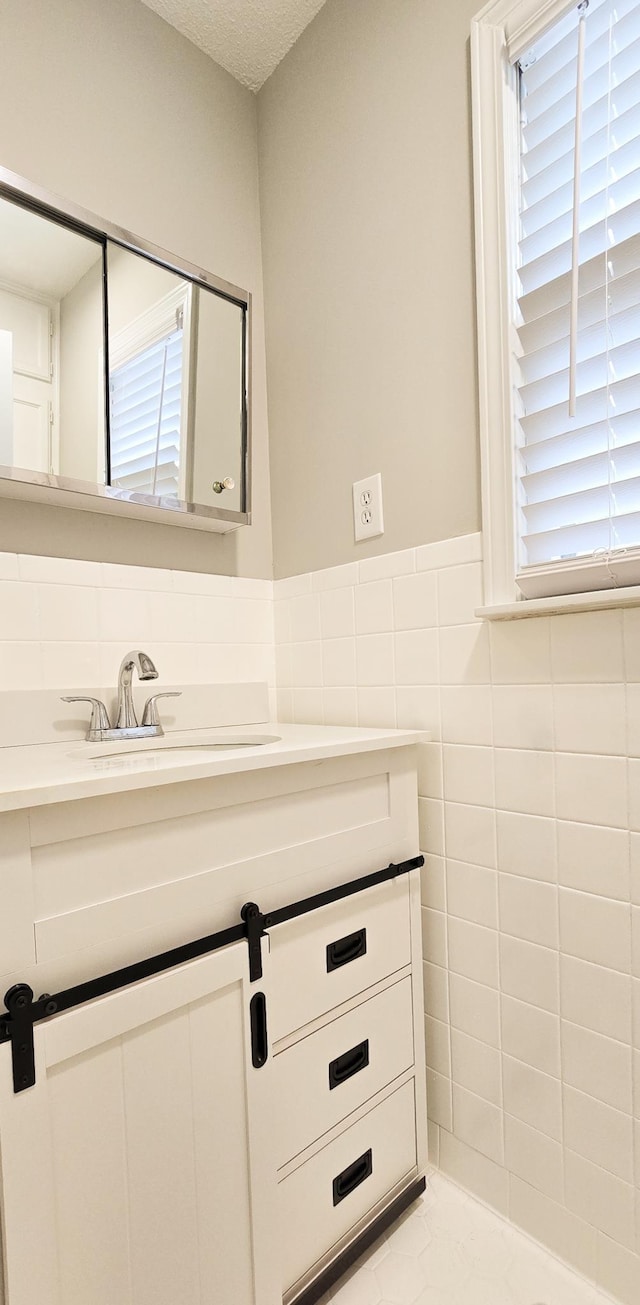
[0,288,54,473]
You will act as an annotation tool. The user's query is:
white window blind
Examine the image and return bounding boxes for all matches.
[515,0,640,597]
[109,327,183,499]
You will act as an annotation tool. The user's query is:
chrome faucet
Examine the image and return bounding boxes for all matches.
[115,649,158,729]
[62,649,181,742]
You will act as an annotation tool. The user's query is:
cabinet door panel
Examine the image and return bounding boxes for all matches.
[0,943,278,1305]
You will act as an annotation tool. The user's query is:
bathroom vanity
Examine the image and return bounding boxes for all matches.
[0,693,427,1304]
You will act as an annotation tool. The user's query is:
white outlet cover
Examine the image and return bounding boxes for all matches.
[353,473,384,542]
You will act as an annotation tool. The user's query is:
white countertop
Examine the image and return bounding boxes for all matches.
[0,722,426,813]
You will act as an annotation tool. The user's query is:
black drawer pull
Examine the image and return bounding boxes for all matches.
[329,1038,370,1090]
[332,1148,373,1206]
[249,992,268,1068]
[326,928,367,972]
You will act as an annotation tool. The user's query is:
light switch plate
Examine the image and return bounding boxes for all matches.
[353,473,384,542]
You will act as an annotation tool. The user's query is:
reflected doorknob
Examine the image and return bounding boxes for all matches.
[212,477,235,494]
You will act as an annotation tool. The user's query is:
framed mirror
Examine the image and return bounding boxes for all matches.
[0,167,250,532]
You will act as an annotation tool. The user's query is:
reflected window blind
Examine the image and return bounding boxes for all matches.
[515,0,640,589]
[109,329,183,499]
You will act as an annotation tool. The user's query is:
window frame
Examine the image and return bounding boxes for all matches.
[471,0,640,610]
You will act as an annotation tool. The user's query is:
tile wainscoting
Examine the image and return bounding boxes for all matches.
[0,552,275,698]
[274,534,640,1305]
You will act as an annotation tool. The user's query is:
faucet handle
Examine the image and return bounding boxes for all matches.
[141,691,182,730]
[61,696,111,740]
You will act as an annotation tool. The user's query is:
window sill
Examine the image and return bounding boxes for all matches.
[477,585,640,621]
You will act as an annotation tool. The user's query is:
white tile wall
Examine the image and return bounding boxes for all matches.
[0,551,275,702]
[274,532,640,1305]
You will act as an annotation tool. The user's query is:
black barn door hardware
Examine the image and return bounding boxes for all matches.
[0,853,423,1093]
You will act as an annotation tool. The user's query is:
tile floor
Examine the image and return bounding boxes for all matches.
[318,1172,618,1305]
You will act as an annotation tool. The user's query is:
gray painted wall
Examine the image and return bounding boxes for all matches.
[0,0,272,577]
[258,0,481,579]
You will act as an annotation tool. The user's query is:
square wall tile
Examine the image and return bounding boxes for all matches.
[417,743,443,800]
[561,955,632,1044]
[421,906,447,968]
[563,1084,633,1183]
[426,1068,453,1130]
[508,1177,598,1285]
[319,587,355,639]
[0,642,42,689]
[492,685,553,751]
[453,1084,503,1164]
[550,609,624,682]
[502,1055,562,1140]
[440,686,493,746]
[496,810,557,882]
[322,638,356,686]
[445,802,497,868]
[393,571,438,631]
[555,753,627,829]
[357,687,396,729]
[442,745,494,808]
[421,853,446,910]
[425,1014,451,1078]
[448,916,499,989]
[559,887,631,973]
[501,995,560,1077]
[494,749,555,818]
[439,623,491,686]
[561,1020,632,1114]
[396,685,440,732]
[504,1115,563,1201]
[394,629,439,685]
[322,688,357,727]
[437,563,483,626]
[554,683,627,756]
[423,960,449,1023]
[489,616,551,684]
[623,608,640,681]
[354,580,393,635]
[446,859,498,929]
[419,798,445,858]
[0,581,39,640]
[500,935,559,1013]
[451,1029,502,1106]
[565,1150,636,1250]
[438,1128,509,1215]
[355,633,394,686]
[596,1231,640,1304]
[499,875,559,949]
[449,972,500,1048]
[558,821,630,901]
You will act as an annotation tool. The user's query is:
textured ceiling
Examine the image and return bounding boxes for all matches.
[140,0,328,92]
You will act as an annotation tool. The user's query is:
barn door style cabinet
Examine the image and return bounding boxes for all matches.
[0,740,427,1304]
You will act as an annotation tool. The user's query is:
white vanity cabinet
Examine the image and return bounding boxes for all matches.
[0,735,427,1304]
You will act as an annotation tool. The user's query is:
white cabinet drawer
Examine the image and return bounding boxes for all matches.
[274,976,414,1167]
[270,878,412,1042]
[279,1078,417,1293]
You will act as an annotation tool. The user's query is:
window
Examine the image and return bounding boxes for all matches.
[108,283,191,501]
[472,0,640,606]
[110,328,183,499]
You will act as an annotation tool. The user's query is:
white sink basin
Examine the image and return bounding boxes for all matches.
[82,733,281,761]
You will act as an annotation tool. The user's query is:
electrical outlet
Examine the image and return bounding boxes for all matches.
[353,473,384,542]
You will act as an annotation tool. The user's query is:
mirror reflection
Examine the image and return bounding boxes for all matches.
[106,247,245,514]
[0,189,247,520]
[0,195,105,479]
